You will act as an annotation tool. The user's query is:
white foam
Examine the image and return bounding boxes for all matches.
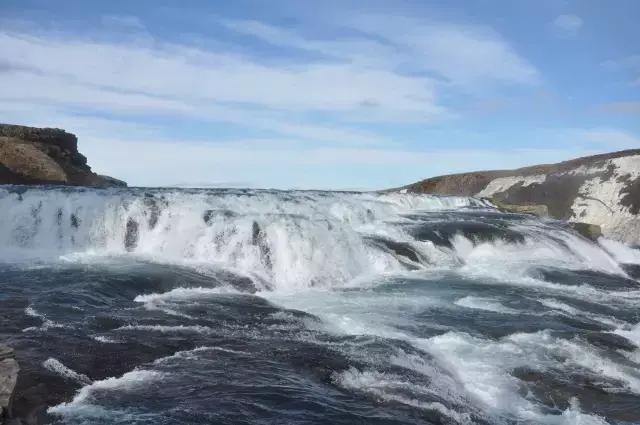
[23,306,67,332]
[48,369,164,415]
[91,335,119,344]
[620,349,640,364]
[5,187,637,423]
[153,346,249,365]
[599,238,640,265]
[1,189,481,289]
[613,323,640,347]
[454,296,519,314]
[264,282,629,424]
[43,358,92,385]
[133,286,238,303]
[261,286,447,340]
[423,330,638,421]
[25,306,44,318]
[116,324,213,334]
[335,367,475,424]
[389,350,476,409]
[3,187,628,291]
[451,231,625,278]
[539,298,629,329]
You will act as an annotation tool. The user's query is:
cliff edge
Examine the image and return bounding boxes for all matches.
[391,149,640,244]
[0,124,126,188]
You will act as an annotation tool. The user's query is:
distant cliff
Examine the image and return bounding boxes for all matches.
[0,124,126,188]
[390,149,640,244]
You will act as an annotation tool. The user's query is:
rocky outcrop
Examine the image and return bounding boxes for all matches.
[0,345,18,423]
[486,197,550,218]
[392,149,640,243]
[485,197,602,240]
[0,124,127,188]
[97,174,127,187]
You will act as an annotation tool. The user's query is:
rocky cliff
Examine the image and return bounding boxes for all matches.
[0,124,126,188]
[392,149,640,244]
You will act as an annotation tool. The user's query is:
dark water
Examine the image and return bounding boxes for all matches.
[1,187,640,425]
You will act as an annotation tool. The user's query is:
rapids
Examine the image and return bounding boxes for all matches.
[1,186,639,425]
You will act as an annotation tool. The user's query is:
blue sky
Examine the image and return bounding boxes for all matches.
[1,0,638,189]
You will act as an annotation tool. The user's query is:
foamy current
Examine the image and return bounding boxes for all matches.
[1,186,639,425]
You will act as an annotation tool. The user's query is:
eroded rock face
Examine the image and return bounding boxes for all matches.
[0,124,127,188]
[0,138,69,183]
[393,149,640,243]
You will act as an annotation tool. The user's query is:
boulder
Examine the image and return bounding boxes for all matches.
[391,149,640,244]
[0,345,19,421]
[568,222,603,241]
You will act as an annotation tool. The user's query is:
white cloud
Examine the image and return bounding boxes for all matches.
[0,11,546,188]
[0,11,538,123]
[2,104,601,190]
[0,30,450,124]
[553,14,583,33]
[345,14,540,87]
[0,74,390,146]
[222,16,540,88]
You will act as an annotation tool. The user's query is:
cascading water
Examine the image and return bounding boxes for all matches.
[1,186,639,425]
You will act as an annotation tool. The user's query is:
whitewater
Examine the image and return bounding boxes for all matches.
[1,186,640,425]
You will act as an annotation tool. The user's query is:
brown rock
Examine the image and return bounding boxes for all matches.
[0,138,68,183]
[568,222,603,241]
[0,123,126,187]
[388,148,640,243]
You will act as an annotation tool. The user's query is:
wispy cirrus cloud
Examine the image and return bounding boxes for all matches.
[553,14,583,31]
[221,15,540,88]
[0,9,539,127]
[0,6,551,189]
[551,14,583,38]
[0,25,448,127]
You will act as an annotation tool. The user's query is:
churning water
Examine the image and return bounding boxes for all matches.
[1,186,640,425]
